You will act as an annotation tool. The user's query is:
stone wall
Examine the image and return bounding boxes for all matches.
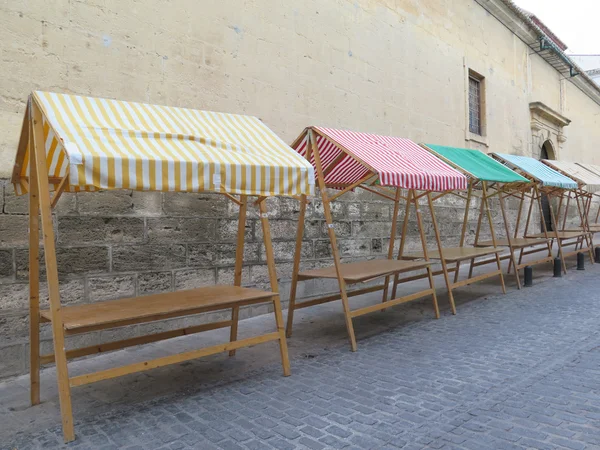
[0,177,526,378]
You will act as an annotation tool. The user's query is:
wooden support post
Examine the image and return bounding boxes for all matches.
[575,192,595,262]
[562,191,571,231]
[29,107,41,406]
[382,187,402,306]
[286,194,307,338]
[469,192,485,279]
[426,192,451,315]
[482,183,507,293]
[533,184,553,263]
[454,183,473,284]
[257,199,291,376]
[228,195,247,357]
[32,100,75,442]
[310,130,358,352]
[391,189,414,299]
[496,187,519,289]
[548,193,568,274]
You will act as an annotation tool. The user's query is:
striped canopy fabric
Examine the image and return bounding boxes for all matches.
[293,127,467,192]
[12,91,315,196]
[423,144,528,184]
[543,160,600,193]
[492,153,577,189]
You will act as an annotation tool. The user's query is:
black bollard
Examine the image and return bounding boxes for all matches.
[524,266,533,287]
[577,252,585,271]
[595,247,600,263]
[553,257,562,277]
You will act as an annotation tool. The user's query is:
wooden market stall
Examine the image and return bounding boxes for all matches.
[285,127,468,350]
[12,91,315,442]
[576,162,600,232]
[419,144,547,291]
[541,160,600,247]
[491,153,592,273]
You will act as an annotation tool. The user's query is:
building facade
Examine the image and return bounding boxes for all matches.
[1,0,600,378]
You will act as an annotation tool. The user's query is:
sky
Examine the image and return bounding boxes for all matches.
[513,0,600,54]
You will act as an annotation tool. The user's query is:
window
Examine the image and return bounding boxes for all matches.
[468,75,482,135]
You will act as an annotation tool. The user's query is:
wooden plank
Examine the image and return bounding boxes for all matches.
[40,286,275,334]
[286,195,307,338]
[40,320,233,365]
[69,332,281,387]
[32,100,75,443]
[28,106,41,407]
[294,284,385,310]
[349,288,434,318]
[229,195,247,357]
[451,270,502,289]
[298,259,431,283]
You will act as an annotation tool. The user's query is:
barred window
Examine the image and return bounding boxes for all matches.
[468,76,482,135]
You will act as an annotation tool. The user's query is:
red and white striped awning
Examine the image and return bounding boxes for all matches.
[293,127,467,191]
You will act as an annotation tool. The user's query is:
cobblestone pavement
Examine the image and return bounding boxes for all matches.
[4,263,600,450]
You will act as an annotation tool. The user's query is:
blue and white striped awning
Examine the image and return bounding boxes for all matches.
[491,153,577,189]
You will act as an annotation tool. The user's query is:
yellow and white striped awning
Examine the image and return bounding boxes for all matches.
[12,91,314,196]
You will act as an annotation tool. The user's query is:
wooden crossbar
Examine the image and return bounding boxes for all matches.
[69,332,280,387]
[349,288,434,318]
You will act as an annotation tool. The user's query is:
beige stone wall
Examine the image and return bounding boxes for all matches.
[1,0,599,379]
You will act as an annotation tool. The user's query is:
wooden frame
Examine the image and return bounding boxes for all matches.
[491,154,594,273]
[396,179,506,309]
[286,129,446,351]
[471,183,554,287]
[23,97,291,443]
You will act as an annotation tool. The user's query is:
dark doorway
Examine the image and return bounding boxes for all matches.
[540,141,554,232]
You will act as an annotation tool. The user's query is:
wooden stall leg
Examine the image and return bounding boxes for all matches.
[482,183,507,293]
[497,187,519,290]
[286,195,307,338]
[391,189,413,300]
[310,131,357,351]
[229,195,248,356]
[533,185,554,262]
[32,102,75,442]
[258,200,291,374]
[454,184,473,284]
[382,187,402,309]
[469,194,485,279]
[29,114,41,406]
[426,192,451,316]
[548,194,568,274]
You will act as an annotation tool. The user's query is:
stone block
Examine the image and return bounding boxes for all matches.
[162,192,229,217]
[0,343,25,379]
[88,274,136,302]
[55,246,110,275]
[77,190,135,216]
[352,221,391,238]
[262,241,313,262]
[250,262,293,287]
[0,313,28,343]
[53,192,78,215]
[147,217,216,243]
[309,200,346,220]
[216,266,251,286]
[3,187,28,214]
[338,239,371,257]
[137,271,173,295]
[0,215,28,248]
[279,197,304,219]
[262,220,302,241]
[40,278,85,308]
[132,191,162,216]
[321,221,351,237]
[215,242,260,265]
[187,243,216,266]
[173,267,216,290]
[314,240,333,259]
[217,219,253,242]
[0,249,14,279]
[362,203,391,220]
[0,282,29,311]
[112,244,186,272]
[57,217,145,244]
